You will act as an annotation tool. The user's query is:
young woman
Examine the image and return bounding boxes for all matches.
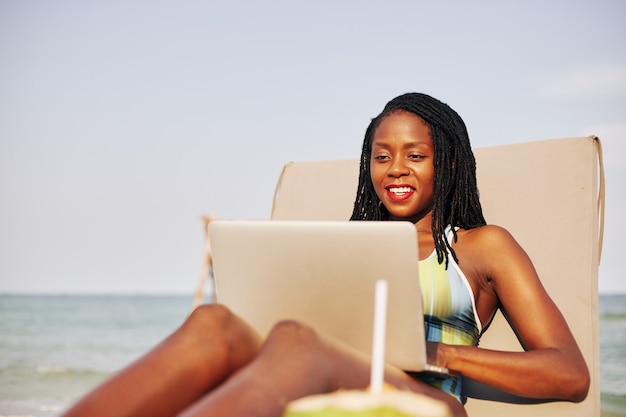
[350,93,589,403]
[61,93,588,417]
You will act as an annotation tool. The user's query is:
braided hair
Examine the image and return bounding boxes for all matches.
[350,92,486,267]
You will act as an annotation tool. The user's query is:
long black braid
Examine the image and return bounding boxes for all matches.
[350,92,486,267]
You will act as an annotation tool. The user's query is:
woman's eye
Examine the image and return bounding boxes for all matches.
[409,154,425,160]
[373,154,390,161]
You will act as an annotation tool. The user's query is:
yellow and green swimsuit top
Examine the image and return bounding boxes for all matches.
[417,226,482,403]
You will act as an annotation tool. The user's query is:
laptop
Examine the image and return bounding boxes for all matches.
[209,219,448,374]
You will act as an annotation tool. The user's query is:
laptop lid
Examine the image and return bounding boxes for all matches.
[209,220,428,372]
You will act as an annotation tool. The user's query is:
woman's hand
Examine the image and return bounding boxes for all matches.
[426,341,454,370]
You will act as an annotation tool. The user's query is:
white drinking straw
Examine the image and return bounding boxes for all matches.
[370,279,388,395]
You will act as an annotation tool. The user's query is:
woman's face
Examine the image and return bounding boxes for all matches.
[369,110,435,223]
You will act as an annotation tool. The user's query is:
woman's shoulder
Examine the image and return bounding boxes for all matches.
[456,224,516,247]
[450,225,523,300]
[454,224,528,268]
[455,224,534,281]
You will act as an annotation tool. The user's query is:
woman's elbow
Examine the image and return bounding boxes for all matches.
[563,363,590,403]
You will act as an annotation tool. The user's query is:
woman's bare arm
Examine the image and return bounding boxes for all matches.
[433,225,589,401]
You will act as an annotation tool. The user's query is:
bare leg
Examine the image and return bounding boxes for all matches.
[178,320,467,417]
[61,304,263,417]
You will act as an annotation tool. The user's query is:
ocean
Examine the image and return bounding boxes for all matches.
[0,294,625,416]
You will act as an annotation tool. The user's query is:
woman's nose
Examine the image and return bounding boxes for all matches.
[388,158,409,177]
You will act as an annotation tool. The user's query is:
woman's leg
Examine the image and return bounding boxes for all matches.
[61,304,263,417]
[178,320,467,417]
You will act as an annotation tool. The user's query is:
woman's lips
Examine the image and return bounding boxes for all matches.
[385,185,414,202]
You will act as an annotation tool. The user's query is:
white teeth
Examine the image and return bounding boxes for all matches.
[389,187,412,194]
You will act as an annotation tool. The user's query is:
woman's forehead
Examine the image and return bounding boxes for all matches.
[372,111,432,143]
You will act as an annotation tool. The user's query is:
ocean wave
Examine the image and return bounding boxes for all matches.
[0,364,109,378]
[35,365,105,377]
[0,415,37,417]
[39,405,62,412]
[0,398,66,417]
[601,392,626,414]
[601,312,626,321]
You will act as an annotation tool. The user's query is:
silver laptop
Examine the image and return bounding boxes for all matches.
[209,220,448,374]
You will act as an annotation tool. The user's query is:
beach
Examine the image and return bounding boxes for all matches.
[1,294,625,416]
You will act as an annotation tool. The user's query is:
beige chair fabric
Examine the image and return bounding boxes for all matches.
[270,136,603,417]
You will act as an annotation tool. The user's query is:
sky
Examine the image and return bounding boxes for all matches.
[0,0,624,295]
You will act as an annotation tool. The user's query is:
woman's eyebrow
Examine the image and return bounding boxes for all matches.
[405,140,431,146]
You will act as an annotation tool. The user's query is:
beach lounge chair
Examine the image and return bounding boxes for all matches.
[270,136,604,417]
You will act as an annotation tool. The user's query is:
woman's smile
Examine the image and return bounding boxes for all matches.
[385,184,415,201]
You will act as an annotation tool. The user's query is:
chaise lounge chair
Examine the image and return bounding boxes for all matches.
[270,136,604,417]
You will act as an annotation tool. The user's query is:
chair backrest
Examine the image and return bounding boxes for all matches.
[271,136,604,417]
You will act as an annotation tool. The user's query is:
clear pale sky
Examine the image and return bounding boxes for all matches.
[1,0,624,294]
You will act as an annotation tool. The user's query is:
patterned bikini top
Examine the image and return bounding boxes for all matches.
[417,226,482,403]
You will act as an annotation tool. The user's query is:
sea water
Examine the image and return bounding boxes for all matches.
[600,294,626,415]
[0,295,191,416]
[0,294,625,416]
